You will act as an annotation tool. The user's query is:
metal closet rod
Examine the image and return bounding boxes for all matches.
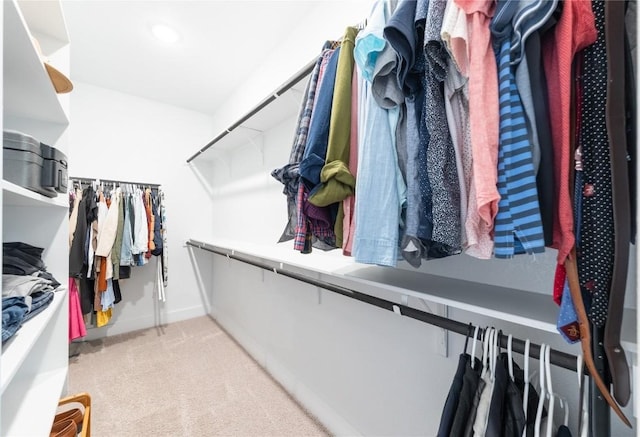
[186,241,584,375]
[186,57,318,163]
[70,176,161,188]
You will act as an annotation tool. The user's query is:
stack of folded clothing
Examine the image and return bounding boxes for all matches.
[2,242,60,344]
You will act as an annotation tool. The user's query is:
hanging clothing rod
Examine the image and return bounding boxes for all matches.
[186,57,318,163]
[186,240,583,374]
[70,177,161,188]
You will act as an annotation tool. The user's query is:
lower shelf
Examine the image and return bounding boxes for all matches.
[1,366,68,436]
[188,238,637,354]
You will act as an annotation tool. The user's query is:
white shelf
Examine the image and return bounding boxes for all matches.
[17,0,70,53]
[3,0,69,125]
[1,367,68,437]
[1,288,68,393]
[3,179,68,208]
[189,238,637,354]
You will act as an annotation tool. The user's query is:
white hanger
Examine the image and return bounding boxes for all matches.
[471,325,480,370]
[554,394,569,428]
[577,354,588,437]
[534,344,547,437]
[491,329,498,383]
[521,338,531,437]
[544,345,554,437]
[482,327,491,374]
[507,334,514,381]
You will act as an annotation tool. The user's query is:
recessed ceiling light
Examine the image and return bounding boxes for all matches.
[151,23,180,44]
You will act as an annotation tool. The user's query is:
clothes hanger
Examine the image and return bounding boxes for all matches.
[577,354,588,437]
[522,338,531,437]
[463,323,472,355]
[534,344,547,437]
[554,394,569,429]
[471,325,480,370]
[491,329,499,383]
[507,334,514,381]
[544,344,554,437]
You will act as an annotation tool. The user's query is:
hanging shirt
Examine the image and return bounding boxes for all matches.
[342,67,360,256]
[455,0,501,260]
[132,189,149,255]
[309,27,359,247]
[424,0,462,257]
[490,1,545,258]
[353,0,405,267]
[271,49,327,242]
[542,0,597,264]
[120,193,135,266]
[576,0,614,327]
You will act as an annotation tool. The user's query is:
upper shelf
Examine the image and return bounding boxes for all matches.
[17,0,70,53]
[3,180,68,208]
[187,238,637,354]
[3,0,70,126]
[186,58,315,163]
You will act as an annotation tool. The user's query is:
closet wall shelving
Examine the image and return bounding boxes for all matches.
[188,45,637,434]
[2,1,70,435]
[186,58,637,355]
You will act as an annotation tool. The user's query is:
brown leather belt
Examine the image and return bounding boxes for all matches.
[565,251,631,427]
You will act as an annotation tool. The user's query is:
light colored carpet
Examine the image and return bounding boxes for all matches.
[68,316,330,437]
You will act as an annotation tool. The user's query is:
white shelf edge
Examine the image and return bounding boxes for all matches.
[3,179,69,208]
[1,366,68,437]
[189,238,637,354]
[17,0,70,51]
[1,288,68,393]
[3,0,70,126]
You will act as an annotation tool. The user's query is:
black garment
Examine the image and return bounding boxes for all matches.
[449,357,482,437]
[526,13,558,247]
[437,354,468,436]
[112,279,122,305]
[79,274,94,315]
[119,266,132,279]
[500,354,526,437]
[485,356,508,437]
[69,187,97,277]
[150,190,163,256]
[3,242,60,288]
[577,0,614,327]
[462,377,486,437]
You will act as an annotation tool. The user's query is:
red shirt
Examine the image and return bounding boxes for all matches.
[542,0,597,264]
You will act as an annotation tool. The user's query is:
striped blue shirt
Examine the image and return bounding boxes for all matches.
[493,37,545,258]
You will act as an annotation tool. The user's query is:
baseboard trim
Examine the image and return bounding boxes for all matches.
[82,306,207,340]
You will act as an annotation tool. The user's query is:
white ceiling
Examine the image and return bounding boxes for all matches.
[62,1,319,115]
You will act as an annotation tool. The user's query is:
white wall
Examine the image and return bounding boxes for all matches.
[69,82,215,338]
[209,1,371,135]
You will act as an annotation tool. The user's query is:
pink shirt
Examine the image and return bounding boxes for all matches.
[455,0,500,259]
[342,67,359,256]
[542,0,597,264]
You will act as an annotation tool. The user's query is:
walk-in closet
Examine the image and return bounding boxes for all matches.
[2,0,638,436]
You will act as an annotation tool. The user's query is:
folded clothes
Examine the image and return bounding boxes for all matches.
[3,242,61,288]
[2,296,29,343]
[22,291,54,323]
[3,274,54,303]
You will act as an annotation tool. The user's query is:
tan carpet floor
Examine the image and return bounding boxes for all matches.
[68,316,330,437]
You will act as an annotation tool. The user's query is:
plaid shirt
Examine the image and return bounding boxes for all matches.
[294,183,335,251]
